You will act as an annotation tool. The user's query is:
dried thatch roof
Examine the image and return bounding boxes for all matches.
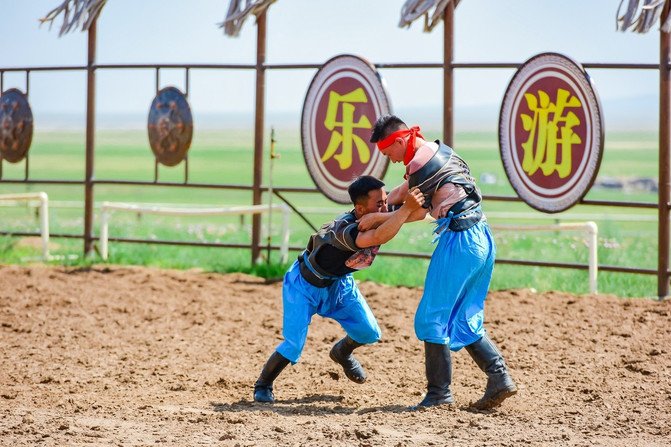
[40,0,107,36]
[219,0,276,37]
[617,0,671,33]
[38,0,671,39]
[38,0,277,38]
[399,0,459,32]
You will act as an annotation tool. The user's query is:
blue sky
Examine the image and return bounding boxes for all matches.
[0,0,661,130]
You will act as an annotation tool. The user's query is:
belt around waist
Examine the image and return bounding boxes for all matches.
[298,258,336,288]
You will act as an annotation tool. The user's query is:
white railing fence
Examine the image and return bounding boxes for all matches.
[491,222,599,294]
[0,192,50,260]
[0,196,599,292]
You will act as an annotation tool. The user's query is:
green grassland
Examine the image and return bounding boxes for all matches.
[0,128,660,297]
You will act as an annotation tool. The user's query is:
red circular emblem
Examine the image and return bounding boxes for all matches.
[499,53,604,213]
[301,54,391,204]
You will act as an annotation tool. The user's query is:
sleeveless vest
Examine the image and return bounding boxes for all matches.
[298,212,359,287]
[407,141,483,232]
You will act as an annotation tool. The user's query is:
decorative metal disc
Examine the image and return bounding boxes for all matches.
[499,53,604,213]
[301,54,392,204]
[147,86,193,167]
[0,88,34,163]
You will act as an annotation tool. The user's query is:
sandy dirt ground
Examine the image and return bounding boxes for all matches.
[1,264,670,447]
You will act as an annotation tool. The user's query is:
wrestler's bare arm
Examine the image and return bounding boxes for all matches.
[356,212,391,231]
[357,206,428,232]
[355,188,424,248]
[405,206,429,222]
[387,181,409,205]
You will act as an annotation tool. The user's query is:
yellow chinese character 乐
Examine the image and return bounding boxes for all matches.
[321,88,372,170]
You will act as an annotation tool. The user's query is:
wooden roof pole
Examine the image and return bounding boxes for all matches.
[659,2,671,299]
[251,10,267,265]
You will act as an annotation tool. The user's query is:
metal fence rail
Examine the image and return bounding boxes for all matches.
[99,202,290,263]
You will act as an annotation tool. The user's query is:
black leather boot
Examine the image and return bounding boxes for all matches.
[465,332,517,410]
[329,335,367,383]
[415,342,454,408]
[253,351,290,403]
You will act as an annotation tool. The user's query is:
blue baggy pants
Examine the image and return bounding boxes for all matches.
[276,260,381,364]
[414,219,496,350]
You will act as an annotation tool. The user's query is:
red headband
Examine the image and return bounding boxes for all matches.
[376,126,424,166]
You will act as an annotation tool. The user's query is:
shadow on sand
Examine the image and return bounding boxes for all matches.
[211,393,412,416]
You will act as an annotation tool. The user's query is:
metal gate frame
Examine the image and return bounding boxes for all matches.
[0,4,669,297]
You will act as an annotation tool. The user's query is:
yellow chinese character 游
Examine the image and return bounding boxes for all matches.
[520,88,582,179]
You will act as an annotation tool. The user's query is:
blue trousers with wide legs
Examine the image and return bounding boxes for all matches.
[276,261,381,363]
[414,220,496,350]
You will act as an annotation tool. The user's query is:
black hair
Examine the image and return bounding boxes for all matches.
[370,114,408,143]
[348,175,385,205]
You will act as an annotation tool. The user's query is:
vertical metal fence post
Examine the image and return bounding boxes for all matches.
[84,20,97,256]
[443,1,455,147]
[659,12,671,298]
[25,70,30,181]
[0,72,2,180]
[252,10,267,265]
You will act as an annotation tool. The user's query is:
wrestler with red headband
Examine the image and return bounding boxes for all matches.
[375,125,425,168]
[366,114,517,410]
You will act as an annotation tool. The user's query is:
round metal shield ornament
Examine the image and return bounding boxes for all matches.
[0,88,33,163]
[499,53,604,213]
[301,54,392,204]
[147,86,193,167]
